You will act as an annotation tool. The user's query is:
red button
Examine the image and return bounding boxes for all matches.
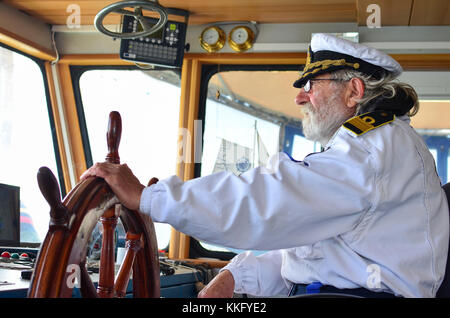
[1,251,11,258]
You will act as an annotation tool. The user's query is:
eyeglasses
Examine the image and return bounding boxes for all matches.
[303,78,345,93]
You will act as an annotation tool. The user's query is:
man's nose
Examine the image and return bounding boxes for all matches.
[295,89,310,105]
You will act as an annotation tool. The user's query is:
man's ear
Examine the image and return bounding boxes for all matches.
[345,78,365,108]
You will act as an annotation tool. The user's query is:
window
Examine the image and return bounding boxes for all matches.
[409,99,450,185]
[200,98,280,177]
[77,68,181,250]
[197,68,450,257]
[400,72,450,184]
[198,68,307,255]
[420,134,450,184]
[0,45,59,244]
[284,125,321,162]
[448,154,450,184]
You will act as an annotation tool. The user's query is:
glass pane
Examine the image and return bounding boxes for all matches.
[199,70,305,253]
[448,153,450,184]
[201,99,280,177]
[411,99,450,184]
[429,149,438,164]
[79,69,181,250]
[291,134,320,161]
[0,46,58,243]
[404,71,450,184]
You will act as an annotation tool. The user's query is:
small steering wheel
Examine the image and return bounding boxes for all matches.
[94,0,168,39]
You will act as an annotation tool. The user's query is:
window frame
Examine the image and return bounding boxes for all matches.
[0,42,65,195]
[195,63,302,178]
[0,42,65,245]
[70,64,183,252]
[61,52,450,264]
[70,65,182,169]
[192,63,302,260]
[423,135,450,184]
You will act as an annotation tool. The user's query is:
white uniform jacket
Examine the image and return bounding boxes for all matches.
[139,114,449,298]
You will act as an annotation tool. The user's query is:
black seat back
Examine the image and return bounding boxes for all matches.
[436,183,450,297]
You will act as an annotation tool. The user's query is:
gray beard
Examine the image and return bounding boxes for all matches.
[301,99,353,147]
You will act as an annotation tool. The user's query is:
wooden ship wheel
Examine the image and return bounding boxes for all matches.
[28,111,160,298]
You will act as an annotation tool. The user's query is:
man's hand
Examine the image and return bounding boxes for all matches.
[80,162,145,211]
[197,270,235,298]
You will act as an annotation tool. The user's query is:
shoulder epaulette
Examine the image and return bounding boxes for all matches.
[343,111,395,136]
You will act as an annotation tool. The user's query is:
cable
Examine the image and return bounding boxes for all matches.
[50,30,60,65]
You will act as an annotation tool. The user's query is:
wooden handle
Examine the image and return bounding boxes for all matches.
[105,111,122,164]
[97,205,119,298]
[114,232,143,297]
[147,177,159,187]
[37,166,68,226]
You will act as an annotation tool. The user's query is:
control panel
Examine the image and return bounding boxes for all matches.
[119,15,187,68]
[0,245,207,298]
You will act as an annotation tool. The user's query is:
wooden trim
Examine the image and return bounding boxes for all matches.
[58,52,305,66]
[185,52,450,70]
[0,26,56,61]
[392,54,450,70]
[169,58,204,260]
[44,62,72,194]
[356,0,413,26]
[56,64,87,185]
[168,58,192,260]
[178,59,202,259]
[1,0,357,26]
[169,57,199,260]
[58,54,134,65]
[176,58,193,180]
[184,52,307,65]
[185,59,202,180]
[57,52,450,70]
[168,229,181,260]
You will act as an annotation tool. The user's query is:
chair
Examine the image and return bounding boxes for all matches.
[436,182,450,298]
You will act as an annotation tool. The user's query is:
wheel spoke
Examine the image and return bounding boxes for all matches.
[79,260,98,298]
[114,232,143,297]
[112,8,138,17]
[97,205,119,298]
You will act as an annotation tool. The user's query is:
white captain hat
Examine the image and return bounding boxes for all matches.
[293,33,403,88]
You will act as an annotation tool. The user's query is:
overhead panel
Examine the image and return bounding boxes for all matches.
[2,0,356,26]
[356,0,413,26]
[409,0,450,26]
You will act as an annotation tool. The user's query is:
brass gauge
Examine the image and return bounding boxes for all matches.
[228,26,255,52]
[199,26,226,52]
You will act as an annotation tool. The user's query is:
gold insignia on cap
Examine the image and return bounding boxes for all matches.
[306,46,312,65]
[298,58,360,82]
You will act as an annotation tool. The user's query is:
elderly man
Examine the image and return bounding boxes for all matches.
[81,34,449,298]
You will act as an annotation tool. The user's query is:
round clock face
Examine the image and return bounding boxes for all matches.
[202,27,220,45]
[228,26,255,52]
[200,26,226,52]
[230,27,249,45]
